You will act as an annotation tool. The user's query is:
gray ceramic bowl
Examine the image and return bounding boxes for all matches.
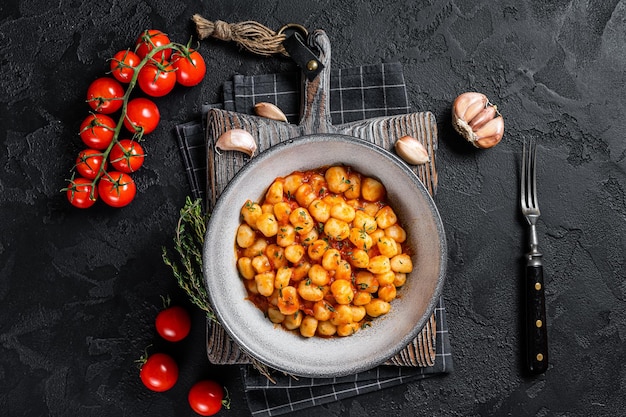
[203,134,447,378]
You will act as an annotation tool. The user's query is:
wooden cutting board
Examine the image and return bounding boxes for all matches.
[204,29,439,368]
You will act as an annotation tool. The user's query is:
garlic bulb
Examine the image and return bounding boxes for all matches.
[394,135,430,165]
[254,102,288,123]
[452,92,504,149]
[215,129,257,157]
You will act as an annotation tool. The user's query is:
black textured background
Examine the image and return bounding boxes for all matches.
[2,1,625,416]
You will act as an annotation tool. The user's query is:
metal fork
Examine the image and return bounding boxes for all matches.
[521,139,548,374]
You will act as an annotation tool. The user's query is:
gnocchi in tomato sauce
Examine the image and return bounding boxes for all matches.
[235,165,413,338]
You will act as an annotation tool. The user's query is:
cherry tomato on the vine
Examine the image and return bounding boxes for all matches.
[79,114,116,150]
[86,77,124,114]
[124,98,160,135]
[110,50,140,84]
[136,29,172,61]
[109,139,145,173]
[188,380,228,416]
[155,306,191,342]
[137,60,176,97]
[75,149,107,179]
[98,172,136,208]
[172,50,206,87]
[66,177,98,209]
[139,353,178,392]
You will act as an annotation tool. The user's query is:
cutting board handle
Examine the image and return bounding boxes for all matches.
[299,30,333,134]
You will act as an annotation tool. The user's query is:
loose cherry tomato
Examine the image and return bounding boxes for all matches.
[172,50,206,87]
[76,149,107,179]
[109,139,145,173]
[136,29,172,61]
[155,306,191,342]
[86,77,124,114]
[98,172,136,208]
[66,177,97,209]
[79,114,116,150]
[188,380,228,416]
[110,50,140,84]
[139,353,178,392]
[137,60,176,97]
[124,98,160,135]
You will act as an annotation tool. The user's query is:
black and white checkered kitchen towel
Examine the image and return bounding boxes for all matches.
[175,62,453,417]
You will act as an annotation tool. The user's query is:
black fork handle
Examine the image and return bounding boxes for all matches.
[525,264,548,374]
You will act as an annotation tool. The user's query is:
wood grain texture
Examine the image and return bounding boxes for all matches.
[205,30,438,367]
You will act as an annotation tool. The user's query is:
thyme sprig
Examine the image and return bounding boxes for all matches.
[162,196,275,381]
[162,196,215,320]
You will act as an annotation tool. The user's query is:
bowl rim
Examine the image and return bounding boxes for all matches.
[203,133,447,377]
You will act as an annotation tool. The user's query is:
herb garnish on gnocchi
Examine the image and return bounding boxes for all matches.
[235,165,413,338]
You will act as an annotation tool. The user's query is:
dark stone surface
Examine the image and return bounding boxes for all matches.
[1,1,625,416]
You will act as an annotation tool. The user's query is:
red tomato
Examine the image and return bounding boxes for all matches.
[109,139,145,173]
[124,98,160,135]
[86,77,125,114]
[155,306,191,342]
[98,172,136,208]
[188,380,227,416]
[137,60,176,97]
[172,50,206,87]
[76,149,107,179]
[110,50,141,84]
[135,29,172,61]
[67,177,98,209]
[139,353,178,392]
[79,114,116,150]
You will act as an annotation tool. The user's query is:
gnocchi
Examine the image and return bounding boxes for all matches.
[235,166,414,338]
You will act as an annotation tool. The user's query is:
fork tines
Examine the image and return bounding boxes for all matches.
[521,139,540,216]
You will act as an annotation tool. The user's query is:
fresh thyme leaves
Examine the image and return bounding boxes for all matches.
[161,197,274,380]
[161,196,216,321]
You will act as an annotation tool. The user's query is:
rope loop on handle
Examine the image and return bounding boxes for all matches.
[192,14,289,57]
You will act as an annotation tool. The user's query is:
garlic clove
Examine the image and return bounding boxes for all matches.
[469,106,497,130]
[462,96,488,123]
[453,92,487,121]
[452,91,504,149]
[254,102,288,123]
[474,117,504,149]
[215,129,257,157]
[394,135,430,165]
